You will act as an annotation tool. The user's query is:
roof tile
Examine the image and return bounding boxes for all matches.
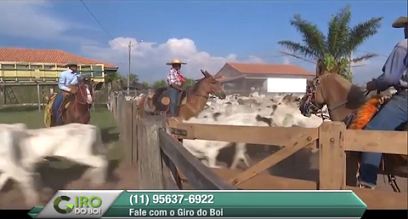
[227,62,314,76]
[0,47,117,68]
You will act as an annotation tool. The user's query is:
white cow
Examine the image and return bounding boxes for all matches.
[0,123,108,205]
[182,111,272,169]
[0,123,39,205]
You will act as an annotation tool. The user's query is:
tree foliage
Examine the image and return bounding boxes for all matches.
[104,71,122,83]
[141,81,150,88]
[278,5,382,82]
[152,80,167,89]
[129,73,139,82]
[150,78,196,89]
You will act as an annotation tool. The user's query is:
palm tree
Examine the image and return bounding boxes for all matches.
[278,5,383,81]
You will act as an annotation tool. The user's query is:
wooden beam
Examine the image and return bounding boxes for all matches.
[168,118,318,146]
[344,130,407,155]
[159,130,236,190]
[137,117,166,189]
[319,122,346,189]
[36,83,41,112]
[229,137,315,186]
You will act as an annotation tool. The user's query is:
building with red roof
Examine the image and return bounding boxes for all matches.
[215,62,315,94]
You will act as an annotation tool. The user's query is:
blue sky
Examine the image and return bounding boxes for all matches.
[0,1,406,83]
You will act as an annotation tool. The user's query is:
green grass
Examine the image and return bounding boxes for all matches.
[0,108,123,167]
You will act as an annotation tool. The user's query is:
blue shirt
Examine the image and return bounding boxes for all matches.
[375,39,407,91]
[58,69,82,92]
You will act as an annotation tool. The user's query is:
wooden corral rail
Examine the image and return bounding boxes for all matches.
[110,93,407,209]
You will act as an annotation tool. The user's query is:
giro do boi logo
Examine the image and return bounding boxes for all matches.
[53,195,102,215]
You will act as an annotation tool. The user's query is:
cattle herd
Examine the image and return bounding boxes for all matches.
[113,91,329,169]
[177,92,328,169]
[1,91,329,206]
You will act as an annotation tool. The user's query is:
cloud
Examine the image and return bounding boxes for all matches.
[82,37,265,82]
[0,1,95,44]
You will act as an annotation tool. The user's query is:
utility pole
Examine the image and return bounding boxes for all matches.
[127,41,132,95]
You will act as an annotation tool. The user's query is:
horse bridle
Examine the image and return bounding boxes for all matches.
[194,80,221,100]
[302,74,370,119]
[301,75,329,119]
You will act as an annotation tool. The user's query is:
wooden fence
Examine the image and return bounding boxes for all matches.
[110,93,407,209]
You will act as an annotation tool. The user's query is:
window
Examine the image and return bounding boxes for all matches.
[44,65,54,71]
[1,64,15,70]
[93,65,103,77]
[31,65,42,70]
[80,65,92,73]
[16,64,29,70]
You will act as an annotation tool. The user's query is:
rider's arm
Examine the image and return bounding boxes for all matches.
[375,42,407,91]
[58,72,71,92]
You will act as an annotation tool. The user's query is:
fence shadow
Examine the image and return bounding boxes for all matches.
[0,105,39,113]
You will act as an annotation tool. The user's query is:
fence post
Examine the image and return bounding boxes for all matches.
[124,100,133,164]
[132,101,139,164]
[318,122,346,189]
[137,116,166,189]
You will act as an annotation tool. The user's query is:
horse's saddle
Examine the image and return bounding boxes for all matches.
[46,93,71,110]
[146,87,188,113]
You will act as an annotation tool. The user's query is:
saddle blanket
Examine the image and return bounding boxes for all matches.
[44,93,70,127]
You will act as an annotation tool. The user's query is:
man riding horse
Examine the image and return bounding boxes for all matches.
[52,61,82,126]
[358,16,407,189]
[166,58,187,116]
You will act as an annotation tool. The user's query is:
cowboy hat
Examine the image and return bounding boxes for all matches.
[64,60,78,67]
[166,58,186,65]
[392,16,408,28]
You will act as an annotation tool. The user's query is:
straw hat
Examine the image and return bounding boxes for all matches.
[392,16,408,28]
[64,60,78,67]
[166,58,186,65]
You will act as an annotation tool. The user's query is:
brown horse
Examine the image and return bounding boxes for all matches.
[138,70,226,120]
[45,78,94,127]
[298,68,407,189]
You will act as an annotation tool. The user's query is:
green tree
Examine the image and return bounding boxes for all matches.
[141,81,150,88]
[152,80,167,89]
[278,5,382,82]
[129,73,139,82]
[183,78,196,87]
[104,71,122,83]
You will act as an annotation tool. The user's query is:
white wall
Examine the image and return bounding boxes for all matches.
[267,77,307,93]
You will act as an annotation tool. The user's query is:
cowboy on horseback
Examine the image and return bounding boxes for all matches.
[52,61,82,125]
[359,16,408,189]
[166,58,186,116]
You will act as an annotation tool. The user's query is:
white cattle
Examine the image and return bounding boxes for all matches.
[174,92,329,170]
[182,111,272,169]
[0,123,108,205]
[0,123,39,205]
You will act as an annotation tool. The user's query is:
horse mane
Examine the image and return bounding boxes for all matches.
[326,73,367,110]
[191,77,205,93]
